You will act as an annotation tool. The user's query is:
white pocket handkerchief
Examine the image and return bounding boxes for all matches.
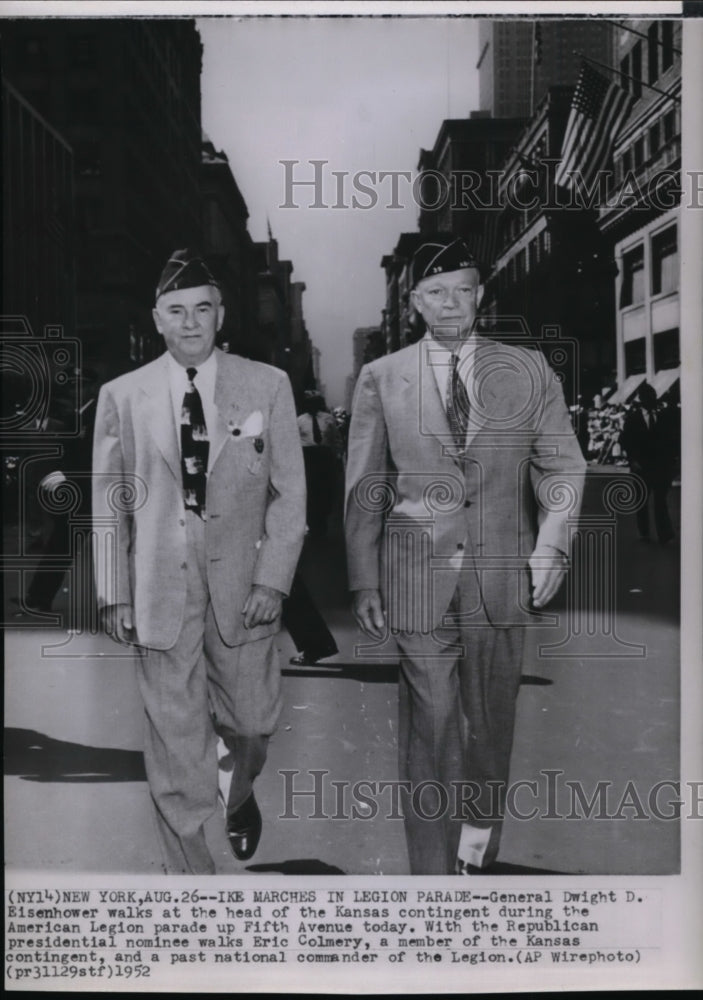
[230,409,264,438]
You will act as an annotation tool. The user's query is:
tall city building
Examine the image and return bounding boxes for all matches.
[2,79,75,345]
[478,18,615,118]
[600,19,681,403]
[200,133,258,355]
[2,19,203,376]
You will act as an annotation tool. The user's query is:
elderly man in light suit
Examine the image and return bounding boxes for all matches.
[93,249,306,874]
[345,235,586,875]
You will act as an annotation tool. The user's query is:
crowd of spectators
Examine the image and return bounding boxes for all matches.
[571,390,680,469]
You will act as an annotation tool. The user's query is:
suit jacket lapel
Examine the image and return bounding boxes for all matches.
[138,355,181,482]
[211,351,243,472]
[416,339,453,443]
[465,336,499,449]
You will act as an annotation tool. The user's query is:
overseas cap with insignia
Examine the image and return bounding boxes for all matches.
[155,248,220,302]
[410,235,479,289]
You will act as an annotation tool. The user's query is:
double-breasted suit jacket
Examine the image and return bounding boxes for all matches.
[92,348,306,650]
[345,335,587,633]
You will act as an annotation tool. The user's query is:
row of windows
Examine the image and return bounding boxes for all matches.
[624,328,679,376]
[619,21,676,98]
[615,108,678,183]
[496,229,551,288]
[620,224,678,308]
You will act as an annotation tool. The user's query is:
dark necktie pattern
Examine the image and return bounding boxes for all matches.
[181,366,209,517]
[446,352,470,450]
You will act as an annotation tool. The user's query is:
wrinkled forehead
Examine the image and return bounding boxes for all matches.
[155,284,221,309]
[414,266,481,291]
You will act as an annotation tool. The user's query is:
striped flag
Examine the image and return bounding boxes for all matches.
[554,61,634,191]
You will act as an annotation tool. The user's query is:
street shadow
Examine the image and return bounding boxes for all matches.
[4,727,147,782]
[246,859,346,875]
[283,664,551,686]
[246,859,565,875]
[480,860,571,875]
[282,662,399,683]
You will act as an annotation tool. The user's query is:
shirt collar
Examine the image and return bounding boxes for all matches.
[423,331,477,360]
[166,348,218,381]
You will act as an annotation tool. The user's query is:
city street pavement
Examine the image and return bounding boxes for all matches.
[4,466,680,875]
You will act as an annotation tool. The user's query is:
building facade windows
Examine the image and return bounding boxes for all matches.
[661,20,674,72]
[649,122,660,157]
[651,224,677,296]
[615,209,680,391]
[631,40,642,99]
[663,108,677,142]
[625,337,646,376]
[634,137,644,169]
[620,52,630,92]
[653,327,679,370]
[647,22,659,85]
[620,244,645,307]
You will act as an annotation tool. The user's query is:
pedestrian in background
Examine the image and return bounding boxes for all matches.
[621,381,677,544]
[297,391,343,538]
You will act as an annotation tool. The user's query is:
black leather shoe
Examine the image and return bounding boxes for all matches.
[226,793,262,861]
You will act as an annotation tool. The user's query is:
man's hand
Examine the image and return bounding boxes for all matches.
[100,603,135,644]
[242,584,283,629]
[352,588,386,639]
[529,545,570,609]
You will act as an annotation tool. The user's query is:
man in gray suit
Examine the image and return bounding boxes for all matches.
[93,249,306,874]
[345,235,586,874]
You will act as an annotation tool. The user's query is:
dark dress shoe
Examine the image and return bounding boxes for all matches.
[226,793,262,861]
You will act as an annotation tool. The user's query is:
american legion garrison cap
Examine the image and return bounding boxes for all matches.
[155,248,220,302]
[410,235,479,289]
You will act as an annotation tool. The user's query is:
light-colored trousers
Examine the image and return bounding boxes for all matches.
[395,576,525,875]
[135,512,282,874]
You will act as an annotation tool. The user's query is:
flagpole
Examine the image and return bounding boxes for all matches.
[575,50,681,103]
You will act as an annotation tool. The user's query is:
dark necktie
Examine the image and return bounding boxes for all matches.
[311,413,322,445]
[446,352,470,449]
[181,366,209,517]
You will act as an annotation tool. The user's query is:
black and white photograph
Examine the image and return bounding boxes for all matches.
[2,0,702,992]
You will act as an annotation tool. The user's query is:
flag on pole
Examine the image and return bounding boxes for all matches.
[554,61,635,191]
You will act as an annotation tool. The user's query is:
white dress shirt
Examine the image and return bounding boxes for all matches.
[167,350,218,471]
[423,331,476,424]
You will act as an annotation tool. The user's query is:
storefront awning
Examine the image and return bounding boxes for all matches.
[649,368,680,398]
[607,373,647,406]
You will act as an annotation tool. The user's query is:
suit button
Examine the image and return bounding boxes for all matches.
[181,562,187,570]
[179,519,185,527]
[464,500,471,508]
[457,543,464,550]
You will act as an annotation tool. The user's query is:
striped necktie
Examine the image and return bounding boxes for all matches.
[181,366,209,517]
[446,352,470,449]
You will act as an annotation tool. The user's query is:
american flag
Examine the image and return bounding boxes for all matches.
[554,61,634,191]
